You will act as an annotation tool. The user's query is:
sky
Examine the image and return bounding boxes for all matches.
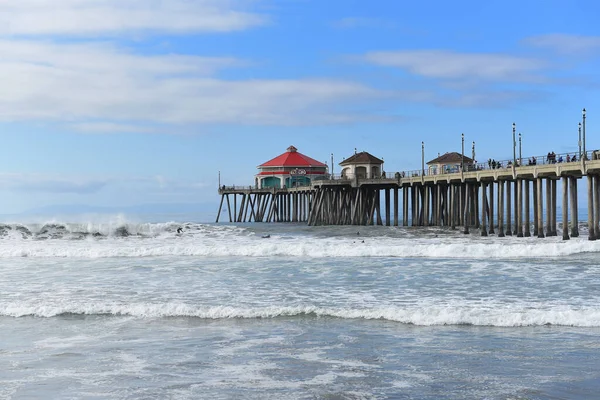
[1,0,600,217]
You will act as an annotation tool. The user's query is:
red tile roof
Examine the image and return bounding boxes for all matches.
[259,146,327,168]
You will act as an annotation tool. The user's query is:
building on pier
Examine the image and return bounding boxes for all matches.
[339,151,384,179]
[427,152,474,175]
[256,145,328,188]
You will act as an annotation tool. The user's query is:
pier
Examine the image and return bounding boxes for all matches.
[217,153,600,240]
[217,111,600,240]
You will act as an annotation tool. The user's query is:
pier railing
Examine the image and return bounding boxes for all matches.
[222,151,599,189]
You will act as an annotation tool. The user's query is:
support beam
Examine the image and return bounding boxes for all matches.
[537,178,545,238]
[589,175,596,240]
[498,181,505,237]
[524,180,531,237]
[570,177,579,237]
[481,182,488,236]
[562,176,570,240]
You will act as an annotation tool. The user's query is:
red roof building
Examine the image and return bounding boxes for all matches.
[256,146,328,188]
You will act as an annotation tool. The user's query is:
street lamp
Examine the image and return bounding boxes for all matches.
[421,142,425,177]
[330,153,334,176]
[519,133,522,166]
[461,133,465,173]
[579,122,582,159]
[472,141,475,164]
[512,123,516,170]
[583,108,587,161]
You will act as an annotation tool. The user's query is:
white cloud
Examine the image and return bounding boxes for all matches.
[523,34,600,55]
[0,39,383,127]
[0,173,109,194]
[363,50,546,81]
[0,0,267,36]
[69,122,160,134]
[0,172,209,195]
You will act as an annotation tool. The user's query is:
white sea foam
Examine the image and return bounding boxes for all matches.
[1,219,599,259]
[3,302,600,327]
[0,234,599,259]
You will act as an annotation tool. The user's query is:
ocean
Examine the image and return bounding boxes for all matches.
[1,217,600,399]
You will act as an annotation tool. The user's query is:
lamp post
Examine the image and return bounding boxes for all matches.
[461,133,465,173]
[583,108,587,161]
[578,122,582,160]
[472,141,476,164]
[519,133,522,166]
[330,153,334,177]
[512,123,516,171]
[218,170,221,188]
[421,141,425,177]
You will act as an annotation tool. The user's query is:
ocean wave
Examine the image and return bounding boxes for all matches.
[3,303,600,327]
[0,221,241,241]
[0,236,599,258]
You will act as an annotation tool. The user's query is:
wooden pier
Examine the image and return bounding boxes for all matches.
[217,157,600,240]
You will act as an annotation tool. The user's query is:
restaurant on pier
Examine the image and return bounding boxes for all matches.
[256,146,328,189]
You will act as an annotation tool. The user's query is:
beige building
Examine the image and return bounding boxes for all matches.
[339,151,384,179]
[427,152,474,175]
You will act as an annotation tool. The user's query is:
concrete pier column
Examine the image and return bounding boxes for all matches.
[545,179,552,236]
[444,185,450,226]
[537,177,545,238]
[533,179,539,236]
[411,186,417,226]
[394,188,399,226]
[385,188,391,226]
[403,187,409,226]
[423,186,429,226]
[513,181,519,235]
[594,175,600,238]
[450,184,456,229]
[463,183,470,234]
[517,179,523,237]
[524,180,531,237]
[436,185,442,226]
[506,181,512,235]
[570,178,579,237]
[551,179,558,236]
[498,181,505,237]
[481,182,488,236]
[475,184,480,228]
[489,182,495,234]
[588,175,596,240]
[562,176,570,240]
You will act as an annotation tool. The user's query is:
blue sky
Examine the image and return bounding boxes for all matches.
[0,0,599,216]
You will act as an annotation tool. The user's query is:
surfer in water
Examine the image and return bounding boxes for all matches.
[176,227,183,234]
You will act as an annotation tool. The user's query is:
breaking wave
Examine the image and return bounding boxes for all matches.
[1,219,600,259]
[3,303,600,327]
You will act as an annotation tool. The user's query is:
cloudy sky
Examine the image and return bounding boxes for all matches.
[0,0,599,217]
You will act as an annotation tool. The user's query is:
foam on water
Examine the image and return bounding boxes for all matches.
[0,223,599,259]
[3,302,600,327]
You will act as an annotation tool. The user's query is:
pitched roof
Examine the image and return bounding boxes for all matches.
[427,152,474,165]
[258,145,327,168]
[339,151,383,166]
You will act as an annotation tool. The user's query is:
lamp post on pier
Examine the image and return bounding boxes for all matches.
[519,133,522,166]
[578,122,582,160]
[461,133,465,179]
[583,108,587,161]
[421,142,425,178]
[472,141,476,164]
[512,123,516,173]
[330,153,334,177]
